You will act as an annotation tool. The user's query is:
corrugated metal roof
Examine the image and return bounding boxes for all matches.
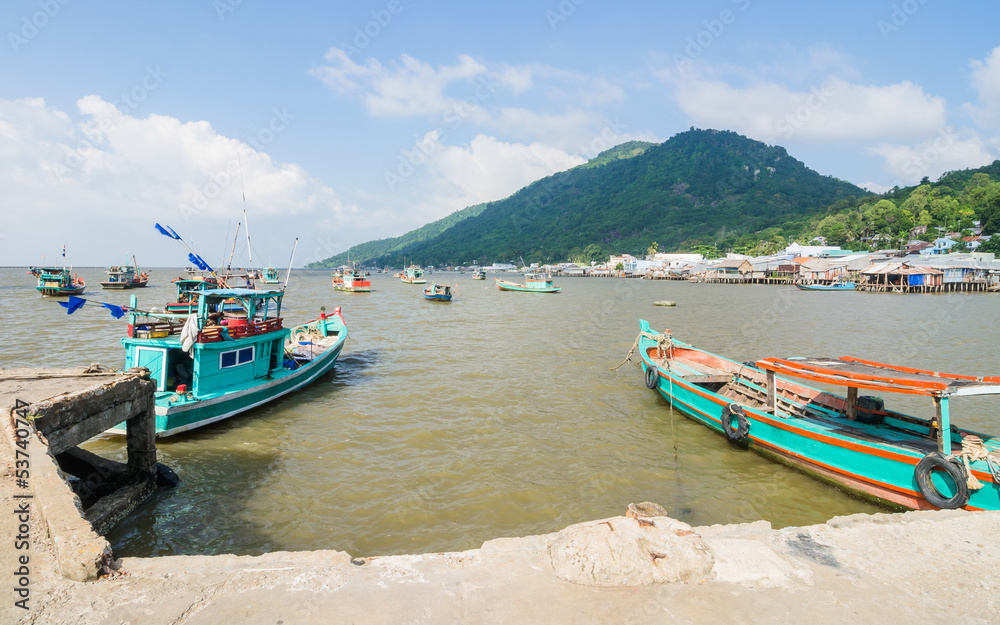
[860,263,943,275]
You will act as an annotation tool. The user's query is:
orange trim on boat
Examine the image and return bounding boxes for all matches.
[839,356,1000,384]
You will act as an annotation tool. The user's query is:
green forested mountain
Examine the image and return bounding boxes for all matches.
[354,129,869,266]
[307,202,489,268]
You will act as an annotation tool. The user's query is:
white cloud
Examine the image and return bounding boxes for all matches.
[867,131,993,184]
[967,45,1000,128]
[311,51,626,134]
[667,68,946,143]
[859,181,892,194]
[404,133,584,224]
[311,49,489,117]
[0,96,350,265]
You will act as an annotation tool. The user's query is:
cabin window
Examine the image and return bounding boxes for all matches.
[220,346,254,369]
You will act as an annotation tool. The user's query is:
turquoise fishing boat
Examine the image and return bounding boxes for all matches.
[401,265,426,284]
[260,267,280,284]
[423,283,453,301]
[796,281,856,291]
[34,267,86,296]
[472,269,486,280]
[495,273,560,293]
[110,287,347,437]
[634,320,1000,511]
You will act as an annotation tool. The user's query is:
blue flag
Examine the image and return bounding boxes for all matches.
[59,296,86,314]
[187,253,213,272]
[101,303,126,319]
[155,223,182,240]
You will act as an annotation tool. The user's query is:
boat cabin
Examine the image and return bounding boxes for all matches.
[123,288,288,398]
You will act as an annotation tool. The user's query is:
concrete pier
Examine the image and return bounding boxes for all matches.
[2,369,999,624]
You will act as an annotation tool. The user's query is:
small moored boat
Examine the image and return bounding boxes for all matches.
[333,266,371,292]
[634,320,1000,511]
[401,265,426,284]
[34,267,85,297]
[495,273,561,293]
[423,283,453,301]
[796,280,856,291]
[472,269,486,280]
[260,267,280,284]
[101,256,149,290]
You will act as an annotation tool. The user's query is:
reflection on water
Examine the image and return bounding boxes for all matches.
[2,268,997,557]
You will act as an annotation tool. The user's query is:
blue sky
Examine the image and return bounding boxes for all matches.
[2,0,999,266]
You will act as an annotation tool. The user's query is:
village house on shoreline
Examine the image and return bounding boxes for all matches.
[539,236,1000,294]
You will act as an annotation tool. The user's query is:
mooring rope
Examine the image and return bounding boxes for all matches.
[610,331,673,371]
[952,435,1000,488]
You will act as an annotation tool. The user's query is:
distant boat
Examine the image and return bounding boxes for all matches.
[260,267,280,284]
[34,267,85,297]
[635,321,1000,511]
[401,265,427,284]
[110,287,347,437]
[472,269,486,280]
[495,273,561,293]
[164,276,222,314]
[423,283,453,301]
[101,256,149,290]
[333,266,371,292]
[796,281,856,291]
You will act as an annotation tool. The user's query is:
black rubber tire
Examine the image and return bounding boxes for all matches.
[645,365,659,389]
[721,403,750,442]
[914,452,969,509]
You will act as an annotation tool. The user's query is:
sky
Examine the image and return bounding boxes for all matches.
[2,0,999,267]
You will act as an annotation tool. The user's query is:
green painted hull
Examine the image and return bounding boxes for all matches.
[637,320,1000,511]
[495,278,560,293]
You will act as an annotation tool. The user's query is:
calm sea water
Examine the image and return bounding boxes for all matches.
[2,267,998,557]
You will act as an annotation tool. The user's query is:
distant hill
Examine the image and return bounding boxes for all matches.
[347,129,869,266]
[307,202,489,268]
[312,128,872,266]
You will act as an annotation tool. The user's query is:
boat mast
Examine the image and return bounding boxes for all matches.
[238,153,255,278]
[284,238,298,288]
[227,222,241,271]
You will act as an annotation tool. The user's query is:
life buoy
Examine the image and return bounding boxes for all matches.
[645,365,659,389]
[721,403,750,441]
[914,452,970,509]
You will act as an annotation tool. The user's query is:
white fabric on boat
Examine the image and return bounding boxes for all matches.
[180,314,199,356]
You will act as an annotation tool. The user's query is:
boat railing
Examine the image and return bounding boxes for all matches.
[200,317,283,342]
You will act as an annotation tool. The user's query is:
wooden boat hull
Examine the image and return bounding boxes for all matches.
[37,285,86,296]
[423,293,452,301]
[100,280,148,290]
[636,320,1000,511]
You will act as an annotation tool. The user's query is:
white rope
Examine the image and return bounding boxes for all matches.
[951,435,1000,489]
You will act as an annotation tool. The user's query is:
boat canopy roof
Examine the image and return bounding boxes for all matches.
[756,356,1000,398]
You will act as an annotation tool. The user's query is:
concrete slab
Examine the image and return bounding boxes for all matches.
[3,368,1000,624]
